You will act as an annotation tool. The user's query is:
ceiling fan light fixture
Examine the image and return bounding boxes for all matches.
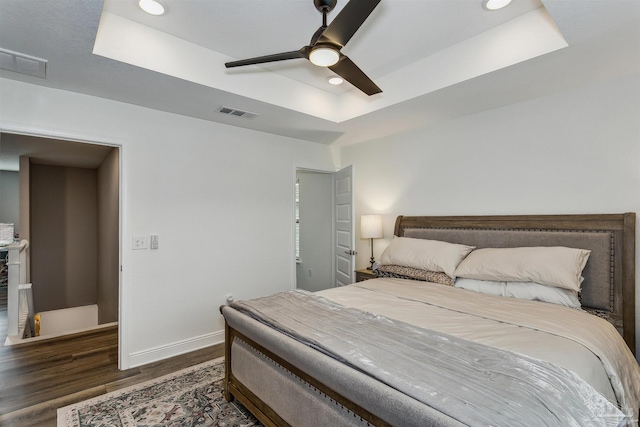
[482,0,512,10]
[327,76,344,85]
[139,0,166,16]
[224,0,382,95]
[309,47,340,67]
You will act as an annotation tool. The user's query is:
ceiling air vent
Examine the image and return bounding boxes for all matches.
[0,48,47,79]
[217,106,260,120]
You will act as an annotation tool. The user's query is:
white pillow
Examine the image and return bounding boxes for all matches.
[506,282,581,309]
[379,237,475,279]
[453,246,590,292]
[454,278,506,296]
[454,278,581,309]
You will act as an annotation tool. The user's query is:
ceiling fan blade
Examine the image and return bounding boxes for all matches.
[225,48,308,68]
[329,54,381,96]
[319,0,381,47]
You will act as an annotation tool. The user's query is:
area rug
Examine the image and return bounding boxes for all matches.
[57,357,262,427]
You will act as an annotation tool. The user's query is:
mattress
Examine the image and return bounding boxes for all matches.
[313,277,640,422]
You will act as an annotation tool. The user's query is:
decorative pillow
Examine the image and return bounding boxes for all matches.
[379,237,475,279]
[377,265,454,286]
[453,246,590,292]
[454,278,582,309]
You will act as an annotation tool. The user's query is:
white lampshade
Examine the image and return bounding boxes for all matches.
[361,215,383,239]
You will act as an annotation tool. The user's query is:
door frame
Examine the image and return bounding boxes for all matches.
[0,121,127,369]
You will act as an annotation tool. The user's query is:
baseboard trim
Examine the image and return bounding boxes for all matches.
[128,330,224,368]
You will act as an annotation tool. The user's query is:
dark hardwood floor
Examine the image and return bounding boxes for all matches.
[0,285,223,426]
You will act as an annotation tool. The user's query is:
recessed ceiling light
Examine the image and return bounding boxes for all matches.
[483,0,512,11]
[309,47,340,67]
[327,76,344,85]
[139,0,166,16]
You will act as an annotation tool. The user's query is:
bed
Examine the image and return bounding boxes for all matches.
[220,213,640,426]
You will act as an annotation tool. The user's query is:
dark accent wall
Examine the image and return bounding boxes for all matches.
[30,164,98,312]
[97,148,119,324]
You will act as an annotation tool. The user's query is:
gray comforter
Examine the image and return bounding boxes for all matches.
[231,290,627,427]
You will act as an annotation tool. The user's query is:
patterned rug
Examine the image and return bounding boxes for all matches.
[57,357,262,427]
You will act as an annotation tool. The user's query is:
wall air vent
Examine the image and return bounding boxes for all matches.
[0,48,47,79]
[217,106,260,120]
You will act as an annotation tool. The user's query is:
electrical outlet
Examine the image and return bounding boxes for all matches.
[150,234,159,250]
[132,236,148,250]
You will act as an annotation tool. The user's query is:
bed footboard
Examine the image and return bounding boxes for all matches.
[221,305,465,427]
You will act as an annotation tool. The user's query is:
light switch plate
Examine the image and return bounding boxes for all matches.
[132,236,148,250]
[150,234,159,250]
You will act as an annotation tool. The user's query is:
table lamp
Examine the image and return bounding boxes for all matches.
[361,215,383,270]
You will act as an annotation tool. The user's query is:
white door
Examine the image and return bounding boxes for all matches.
[333,166,355,286]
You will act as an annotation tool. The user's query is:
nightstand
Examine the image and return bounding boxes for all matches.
[355,268,377,282]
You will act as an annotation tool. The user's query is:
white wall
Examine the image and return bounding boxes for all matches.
[0,78,335,367]
[341,73,640,356]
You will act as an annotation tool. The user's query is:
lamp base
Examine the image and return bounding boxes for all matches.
[368,238,376,270]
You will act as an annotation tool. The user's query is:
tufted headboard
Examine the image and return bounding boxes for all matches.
[394,213,636,355]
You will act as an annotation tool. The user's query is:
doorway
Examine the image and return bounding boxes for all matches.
[296,170,333,292]
[295,166,354,292]
[0,131,121,344]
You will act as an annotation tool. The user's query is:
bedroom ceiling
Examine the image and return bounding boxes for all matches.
[0,0,638,150]
[95,0,564,123]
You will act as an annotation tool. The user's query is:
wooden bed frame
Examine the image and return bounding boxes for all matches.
[222,213,636,427]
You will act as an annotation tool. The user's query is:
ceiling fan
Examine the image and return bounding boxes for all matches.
[225,0,382,96]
